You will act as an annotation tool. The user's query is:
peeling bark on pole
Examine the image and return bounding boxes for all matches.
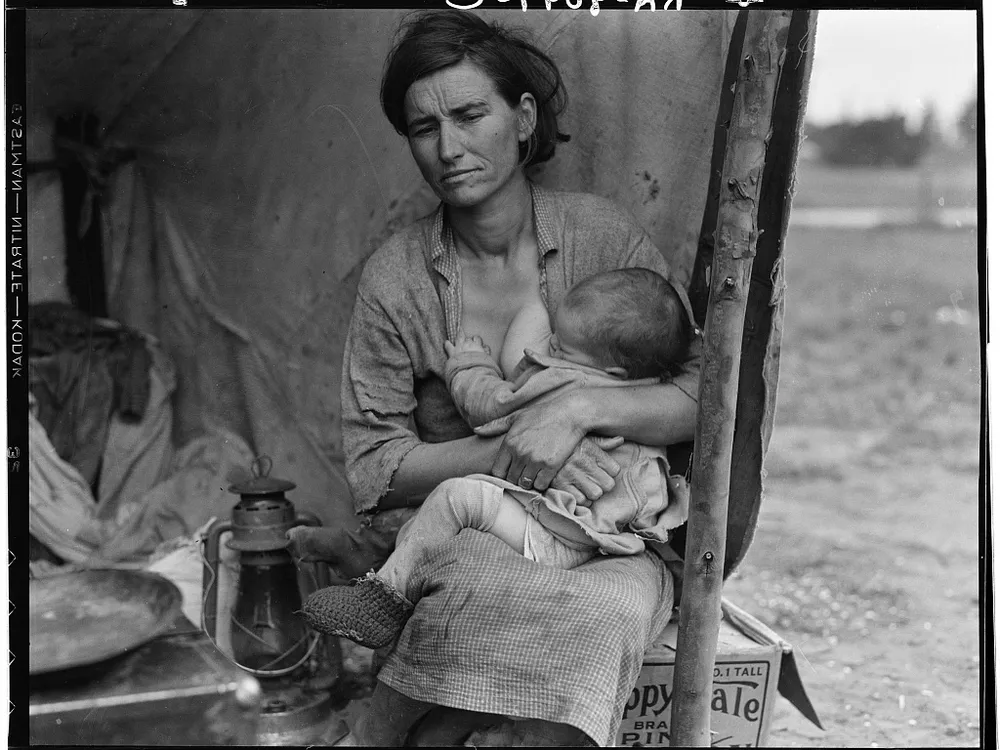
[669,11,793,747]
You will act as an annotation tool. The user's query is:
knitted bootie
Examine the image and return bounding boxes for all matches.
[302,571,414,649]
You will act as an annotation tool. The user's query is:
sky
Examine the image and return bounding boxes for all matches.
[805,10,978,132]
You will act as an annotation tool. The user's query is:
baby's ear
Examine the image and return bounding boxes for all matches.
[604,365,629,380]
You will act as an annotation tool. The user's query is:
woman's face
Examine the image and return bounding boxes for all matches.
[403,60,536,208]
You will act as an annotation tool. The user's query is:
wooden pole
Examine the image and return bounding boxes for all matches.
[669,11,793,747]
[724,10,817,577]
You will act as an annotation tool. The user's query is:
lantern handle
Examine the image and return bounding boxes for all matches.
[251,455,273,479]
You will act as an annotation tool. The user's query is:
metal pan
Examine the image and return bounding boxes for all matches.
[29,568,184,676]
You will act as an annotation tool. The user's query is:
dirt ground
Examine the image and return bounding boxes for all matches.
[724,212,982,746]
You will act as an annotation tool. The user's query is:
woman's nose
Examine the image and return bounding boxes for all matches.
[438,122,464,162]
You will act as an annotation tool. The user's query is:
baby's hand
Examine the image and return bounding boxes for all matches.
[446,329,491,357]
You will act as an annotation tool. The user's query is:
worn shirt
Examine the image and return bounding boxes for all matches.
[341,182,701,513]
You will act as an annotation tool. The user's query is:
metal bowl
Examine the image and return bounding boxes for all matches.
[29,568,183,675]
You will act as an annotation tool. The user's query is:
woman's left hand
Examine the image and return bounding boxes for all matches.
[487,392,601,491]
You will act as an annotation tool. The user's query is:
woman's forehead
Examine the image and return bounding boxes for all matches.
[403,61,502,119]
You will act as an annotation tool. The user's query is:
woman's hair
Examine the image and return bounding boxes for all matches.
[380,10,570,168]
[561,268,694,380]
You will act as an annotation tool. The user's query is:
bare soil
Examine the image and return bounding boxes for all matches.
[724,217,982,747]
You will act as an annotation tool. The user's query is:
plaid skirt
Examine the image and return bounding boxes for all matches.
[377,529,675,747]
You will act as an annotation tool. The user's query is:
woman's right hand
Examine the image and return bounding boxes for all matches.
[548,436,624,506]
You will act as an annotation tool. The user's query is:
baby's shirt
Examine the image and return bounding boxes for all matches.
[445,348,646,429]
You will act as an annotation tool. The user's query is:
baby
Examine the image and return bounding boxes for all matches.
[303,268,695,649]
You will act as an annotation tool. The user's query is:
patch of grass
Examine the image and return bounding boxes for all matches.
[792,157,978,211]
[775,225,980,433]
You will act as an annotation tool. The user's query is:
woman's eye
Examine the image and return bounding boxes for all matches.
[408,123,436,137]
[460,113,484,124]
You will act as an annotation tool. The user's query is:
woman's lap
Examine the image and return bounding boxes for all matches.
[377,529,675,747]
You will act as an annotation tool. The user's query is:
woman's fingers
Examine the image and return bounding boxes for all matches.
[548,437,623,503]
[550,469,599,506]
[587,441,621,490]
[491,443,514,482]
[508,457,531,487]
[553,482,589,507]
[573,474,604,502]
[494,443,540,491]
[532,466,557,491]
[488,394,591,492]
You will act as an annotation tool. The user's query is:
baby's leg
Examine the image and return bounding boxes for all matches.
[398,477,532,560]
[480,492,529,555]
[488,492,595,570]
[378,477,508,596]
[303,477,517,649]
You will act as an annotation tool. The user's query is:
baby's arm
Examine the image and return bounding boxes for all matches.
[445,330,521,427]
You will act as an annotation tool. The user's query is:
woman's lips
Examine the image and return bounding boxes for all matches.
[441,169,476,185]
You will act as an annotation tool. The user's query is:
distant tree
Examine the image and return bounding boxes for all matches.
[807,113,929,168]
[917,104,940,152]
[957,95,976,146]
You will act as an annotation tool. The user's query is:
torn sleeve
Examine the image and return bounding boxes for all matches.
[340,291,423,513]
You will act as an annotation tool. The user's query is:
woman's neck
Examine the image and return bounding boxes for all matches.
[447,176,534,261]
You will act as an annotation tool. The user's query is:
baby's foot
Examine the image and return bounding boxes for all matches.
[303,571,414,649]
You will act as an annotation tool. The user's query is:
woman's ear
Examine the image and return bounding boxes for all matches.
[517,93,537,142]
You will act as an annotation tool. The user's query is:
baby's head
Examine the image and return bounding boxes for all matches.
[549,268,693,380]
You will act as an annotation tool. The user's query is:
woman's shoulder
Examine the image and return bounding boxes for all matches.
[356,215,436,300]
[538,186,643,233]
[362,220,429,276]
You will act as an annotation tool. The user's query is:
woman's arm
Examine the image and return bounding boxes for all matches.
[490,380,697,490]
[574,380,698,444]
[381,434,503,509]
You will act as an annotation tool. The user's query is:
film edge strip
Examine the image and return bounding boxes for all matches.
[7,6,29,749]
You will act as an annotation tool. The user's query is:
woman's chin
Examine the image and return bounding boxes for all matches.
[438,183,489,208]
[437,175,524,210]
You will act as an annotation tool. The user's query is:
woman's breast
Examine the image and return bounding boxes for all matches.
[461,276,550,377]
[498,298,551,377]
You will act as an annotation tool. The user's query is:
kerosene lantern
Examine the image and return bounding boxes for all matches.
[202,456,347,745]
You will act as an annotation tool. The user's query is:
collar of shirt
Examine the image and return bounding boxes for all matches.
[429,182,559,282]
[429,182,558,341]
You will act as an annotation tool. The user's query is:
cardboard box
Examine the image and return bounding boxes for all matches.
[618,605,783,748]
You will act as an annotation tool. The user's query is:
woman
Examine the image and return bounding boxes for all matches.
[327,10,700,746]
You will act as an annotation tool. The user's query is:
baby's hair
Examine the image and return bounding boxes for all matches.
[561,268,692,380]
